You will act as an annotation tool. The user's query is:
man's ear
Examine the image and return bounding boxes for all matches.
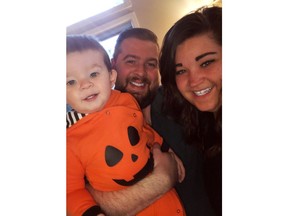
[110,69,117,88]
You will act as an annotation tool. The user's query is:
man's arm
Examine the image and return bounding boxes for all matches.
[86,144,178,216]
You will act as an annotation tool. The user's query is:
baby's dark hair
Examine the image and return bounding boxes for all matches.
[66,35,112,71]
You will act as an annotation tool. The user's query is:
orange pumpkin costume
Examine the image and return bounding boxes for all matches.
[67,90,185,216]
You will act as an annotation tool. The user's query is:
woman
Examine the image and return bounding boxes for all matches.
[159,6,222,216]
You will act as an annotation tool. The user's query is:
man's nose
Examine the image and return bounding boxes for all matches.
[134,64,147,77]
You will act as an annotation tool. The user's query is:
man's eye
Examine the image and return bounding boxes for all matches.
[201,59,215,68]
[90,72,99,78]
[126,59,136,65]
[146,62,157,69]
[67,80,76,86]
[175,69,186,75]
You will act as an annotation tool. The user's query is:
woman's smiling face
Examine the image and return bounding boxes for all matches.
[175,33,222,113]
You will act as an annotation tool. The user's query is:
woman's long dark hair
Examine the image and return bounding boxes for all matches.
[159,6,222,151]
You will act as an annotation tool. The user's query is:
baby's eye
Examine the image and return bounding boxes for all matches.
[201,59,215,68]
[175,69,186,75]
[90,72,99,78]
[67,80,76,86]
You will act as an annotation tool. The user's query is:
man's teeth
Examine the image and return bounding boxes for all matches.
[130,81,144,87]
[194,87,212,96]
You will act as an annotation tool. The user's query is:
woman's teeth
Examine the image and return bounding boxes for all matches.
[193,87,212,96]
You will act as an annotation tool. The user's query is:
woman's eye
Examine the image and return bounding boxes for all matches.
[201,59,215,68]
[67,80,76,86]
[175,69,186,75]
[90,72,99,78]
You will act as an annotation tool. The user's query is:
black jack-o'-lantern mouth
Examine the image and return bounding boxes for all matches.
[113,153,154,186]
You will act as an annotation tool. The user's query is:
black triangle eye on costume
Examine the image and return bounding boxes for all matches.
[105,126,140,167]
[128,126,140,146]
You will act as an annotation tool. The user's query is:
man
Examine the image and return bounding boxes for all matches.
[112,28,160,124]
[88,28,215,216]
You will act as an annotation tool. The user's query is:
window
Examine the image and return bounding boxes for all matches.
[65,0,125,27]
[99,35,119,59]
[66,0,139,57]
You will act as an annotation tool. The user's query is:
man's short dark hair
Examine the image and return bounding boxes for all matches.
[113,28,159,60]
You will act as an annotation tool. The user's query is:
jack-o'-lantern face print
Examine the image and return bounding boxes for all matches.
[104,126,153,186]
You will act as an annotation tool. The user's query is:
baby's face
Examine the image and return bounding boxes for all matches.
[66,49,116,113]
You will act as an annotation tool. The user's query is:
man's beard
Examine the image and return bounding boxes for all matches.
[115,78,157,109]
[133,89,157,109]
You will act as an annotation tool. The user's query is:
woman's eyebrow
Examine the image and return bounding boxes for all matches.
[175,51,217,67]
[195,52,217,61]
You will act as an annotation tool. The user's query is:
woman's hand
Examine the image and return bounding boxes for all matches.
[168,148,185,183]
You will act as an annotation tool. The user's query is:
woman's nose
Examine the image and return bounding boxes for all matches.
[188,69,202,87]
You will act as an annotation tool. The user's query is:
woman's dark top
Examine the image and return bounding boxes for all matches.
[151,87,221,216]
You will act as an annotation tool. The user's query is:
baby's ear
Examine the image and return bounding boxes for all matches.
[110,69,117,88]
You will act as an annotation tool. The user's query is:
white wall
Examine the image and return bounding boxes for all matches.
[130,0,214,46]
